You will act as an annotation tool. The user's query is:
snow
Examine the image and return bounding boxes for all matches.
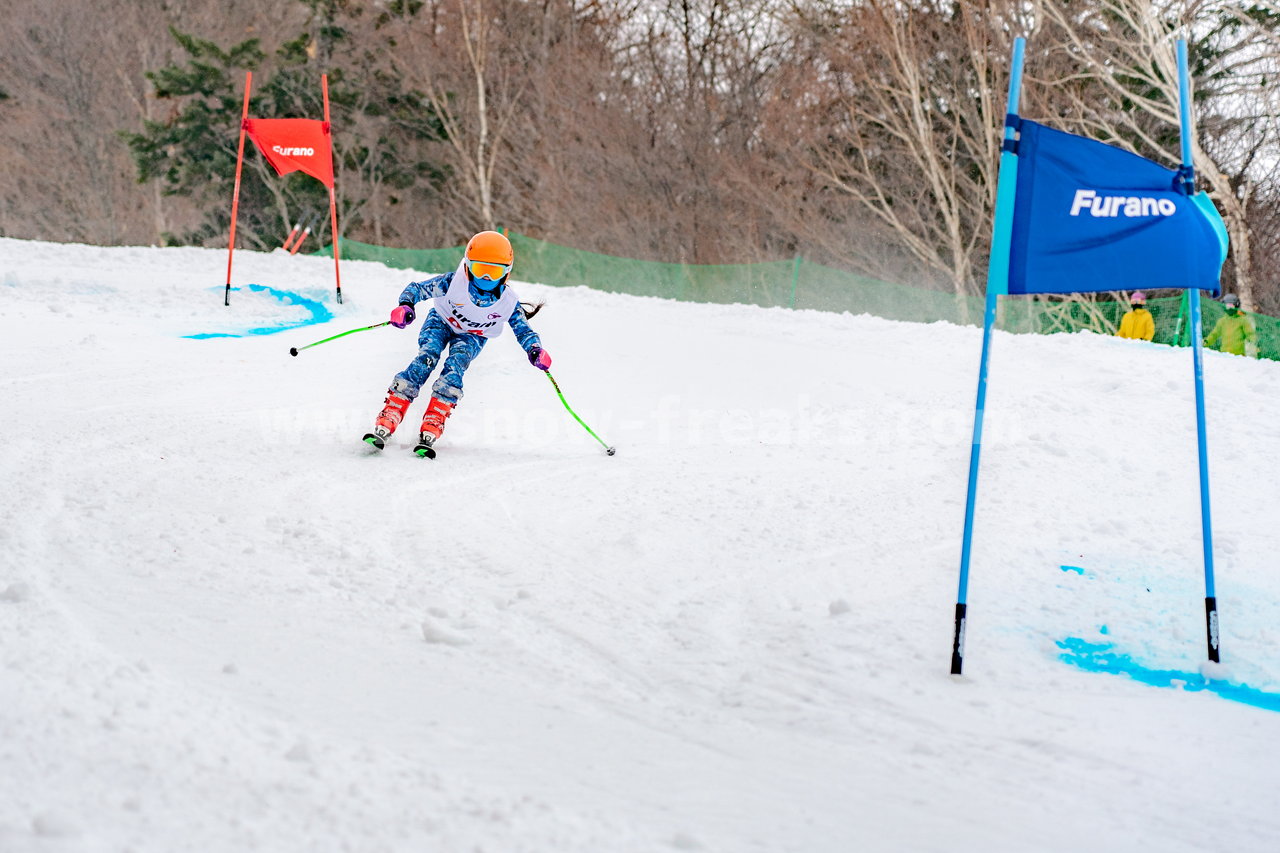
[2,236,1279,852]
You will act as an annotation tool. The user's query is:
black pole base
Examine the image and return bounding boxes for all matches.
[1205,597,1220,663]
[950,602,967,675]
[336,288,343,305]
[224,283,231,307]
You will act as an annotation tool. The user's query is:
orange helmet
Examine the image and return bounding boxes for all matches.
[465,231,513,266]
[463,231,513,288]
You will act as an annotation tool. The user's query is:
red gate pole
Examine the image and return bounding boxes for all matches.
[281,219,303,251]
[289,215,314,255]
[322,74,343,304]
[225,71,253,307]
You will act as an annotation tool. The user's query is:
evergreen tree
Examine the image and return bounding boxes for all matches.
[125,2,445,248]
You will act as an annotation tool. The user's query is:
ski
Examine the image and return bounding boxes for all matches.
[412,435,437,459]
[361,430,435,457]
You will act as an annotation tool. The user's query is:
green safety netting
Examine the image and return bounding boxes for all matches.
[315,234,1278,360]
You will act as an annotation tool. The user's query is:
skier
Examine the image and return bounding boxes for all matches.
[1115,291,1155,341]
[1204,293,1257,357]
[363,230,551,456]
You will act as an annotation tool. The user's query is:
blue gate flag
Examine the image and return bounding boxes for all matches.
[1006,120,1227,296]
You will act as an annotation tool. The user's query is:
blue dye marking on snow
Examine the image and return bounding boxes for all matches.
[1099,625,1109,635]
[184,285,333,339]
[1058,637,1280,713]
[1059,565,1086,575]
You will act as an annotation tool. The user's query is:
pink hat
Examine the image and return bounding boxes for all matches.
[1130,291,1147,303]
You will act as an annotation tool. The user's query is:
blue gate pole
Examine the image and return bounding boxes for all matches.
[1178,40,1220,663]
[1188,288,1219,660]
[952,37,1025,675]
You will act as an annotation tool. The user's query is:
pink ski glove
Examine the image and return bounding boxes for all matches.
[527,346,552,371]
[390,304,415,328]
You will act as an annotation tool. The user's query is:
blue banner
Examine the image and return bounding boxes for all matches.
[1006,120,1227,296]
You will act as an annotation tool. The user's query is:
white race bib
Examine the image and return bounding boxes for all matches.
[432,259,518,339]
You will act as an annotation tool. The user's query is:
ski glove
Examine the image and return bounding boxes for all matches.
[390,303,416,328]
[528,347,552,371]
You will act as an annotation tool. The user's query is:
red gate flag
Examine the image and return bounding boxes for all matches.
[243,118,334,188]
[226,73,343,305]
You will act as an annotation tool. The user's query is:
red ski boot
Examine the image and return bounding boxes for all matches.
[363,393,411,449]
[413,397,454,458]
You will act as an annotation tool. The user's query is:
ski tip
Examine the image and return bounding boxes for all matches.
[362,434,385,450]
[413,445,437,459]
[289,347,299,357]
[606,446,617,456]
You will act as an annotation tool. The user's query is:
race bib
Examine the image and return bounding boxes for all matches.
[432,260,518,338]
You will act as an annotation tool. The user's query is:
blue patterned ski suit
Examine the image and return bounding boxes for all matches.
[389,272,541,404]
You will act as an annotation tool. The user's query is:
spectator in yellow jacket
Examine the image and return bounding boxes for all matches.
[1205,293,1257,356]
[1116,291,1155,341]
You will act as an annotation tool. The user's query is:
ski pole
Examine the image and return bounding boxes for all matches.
[544,371,616,456]
[289,321,391,357]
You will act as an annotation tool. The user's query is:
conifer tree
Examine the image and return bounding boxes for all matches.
[125,3,445,248]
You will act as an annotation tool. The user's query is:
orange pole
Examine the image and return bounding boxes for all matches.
[289,223,312,256]
[225,71,253,306]
[322,74,343,304]
[281,221,302,251]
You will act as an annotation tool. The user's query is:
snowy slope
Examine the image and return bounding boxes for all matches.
[2,237,1279,853]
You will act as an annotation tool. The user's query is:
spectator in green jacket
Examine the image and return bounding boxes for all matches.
[1205,293,1257,356]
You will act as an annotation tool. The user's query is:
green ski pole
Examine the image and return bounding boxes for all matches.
[289,321,392,356]
[545,371,616,456]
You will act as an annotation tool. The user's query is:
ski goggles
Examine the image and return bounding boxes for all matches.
[467,259,511,282]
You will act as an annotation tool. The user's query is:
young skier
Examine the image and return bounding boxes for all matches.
[363,230,551,456]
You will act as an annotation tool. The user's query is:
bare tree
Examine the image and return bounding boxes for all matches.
[610,0,791,263]
[388,0,529,234]
[771,0,1026,298]
[0,2,136,242]
[1032,0,1280,311]
[377,0,793,264]
[0,0,305,245]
